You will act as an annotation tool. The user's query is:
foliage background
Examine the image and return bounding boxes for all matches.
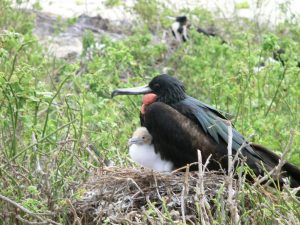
[0,0,299,224]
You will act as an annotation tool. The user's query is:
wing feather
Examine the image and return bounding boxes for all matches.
[180,97,262,160]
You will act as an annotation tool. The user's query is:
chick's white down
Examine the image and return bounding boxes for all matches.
[128,127,173,172]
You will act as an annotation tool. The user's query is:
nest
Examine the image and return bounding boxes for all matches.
[68,167,233,224]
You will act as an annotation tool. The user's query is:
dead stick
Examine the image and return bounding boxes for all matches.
[226,122,240,224]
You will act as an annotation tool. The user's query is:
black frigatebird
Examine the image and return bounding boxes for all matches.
[171,16,189,42]
[170,16,226,44]
[112,74,300,188]
[255,49,300,72]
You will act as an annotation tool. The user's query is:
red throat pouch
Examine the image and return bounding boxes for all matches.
[141,93,157,114]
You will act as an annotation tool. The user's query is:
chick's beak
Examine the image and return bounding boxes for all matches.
[128,137,143,146]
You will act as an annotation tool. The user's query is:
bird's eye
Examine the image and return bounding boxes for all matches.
[153,83,160,89]
[142,136,145,139]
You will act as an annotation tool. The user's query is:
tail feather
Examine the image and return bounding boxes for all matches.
[251,143,300,188]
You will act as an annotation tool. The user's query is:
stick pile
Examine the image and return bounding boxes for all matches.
[68,167,231,224]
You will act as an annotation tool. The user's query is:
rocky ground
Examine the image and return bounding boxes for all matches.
[32,11,130,60]
[20,0,300,60]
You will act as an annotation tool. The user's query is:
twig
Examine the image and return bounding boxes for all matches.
[283,185,300,204]
[16,215,48,225]
[41,75,71,138]
[8,40,36,81]
[171,162,198,173]
[180,164,190,224]
[254,129,295,186]
[197,150,210,225]
[0,194,40,216]
[0,194,61,225]
[146,196,164,224]
[231,142,248,171]
[85,145,100,165]
[153,174,163,201]
[63,148,91,173]
[32,132,44,175]
[0,119,77,168]
[67,199,82,225]
[186,217,196,225]
[143,207,156,225]
[265,66,288,117]
[127,178,144,194]
[226,122,240,224]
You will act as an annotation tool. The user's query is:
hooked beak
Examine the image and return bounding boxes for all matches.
[128,137,143,146]
[111,85,152,98]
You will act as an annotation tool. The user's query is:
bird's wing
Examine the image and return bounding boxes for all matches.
[179,97,261,159]
[143,102,228,169]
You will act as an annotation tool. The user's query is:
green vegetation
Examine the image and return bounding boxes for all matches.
[0,0,299,224]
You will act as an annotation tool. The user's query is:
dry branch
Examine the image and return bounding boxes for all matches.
[227,122,240,224]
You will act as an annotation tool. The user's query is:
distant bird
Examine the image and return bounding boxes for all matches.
[112,74,300,189]
[171,16,189,42]
[196,27,217,37]
[128,127,173,172]
[170,16,226,43]
[272,48,286,66]
[255,48,300,72]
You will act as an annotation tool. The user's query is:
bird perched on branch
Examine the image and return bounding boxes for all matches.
[112,74,300,189]
[128,127,173,172]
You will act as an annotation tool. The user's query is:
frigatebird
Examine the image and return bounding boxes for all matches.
[256,49,288,70]
[171,16,226,44]
[255,49,300,72]
[128,127,173,172]
[112,74,300,188]
[171,16,189,42]
[272,48,300,68]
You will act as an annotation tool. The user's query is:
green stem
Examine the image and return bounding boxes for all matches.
[265,66,288,117]
[8,40,35,81]
[1,119,77,167]
[41,75,70,138]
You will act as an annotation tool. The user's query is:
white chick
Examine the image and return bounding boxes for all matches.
[128,127,173,172]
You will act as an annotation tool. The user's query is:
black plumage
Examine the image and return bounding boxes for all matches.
[259,49,300,69]
[171,16,188,42]
[112,74,300,188]
[170,16,226,44]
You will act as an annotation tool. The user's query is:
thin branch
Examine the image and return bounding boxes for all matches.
[0,119,77,168]
[85,145,100,165]
[283,185,300,204]
[180,164,190,224]
[265,66,288,117]
[226,122,240,224]
[197,150,211,225]
[67,199,82,225]
[0,194,61,225]
[127,178,144,194]
[153,174,163,201]
[254,129,295,186]
[8,40,36,81]
[0,194,39,216]
[16,215,49,225]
